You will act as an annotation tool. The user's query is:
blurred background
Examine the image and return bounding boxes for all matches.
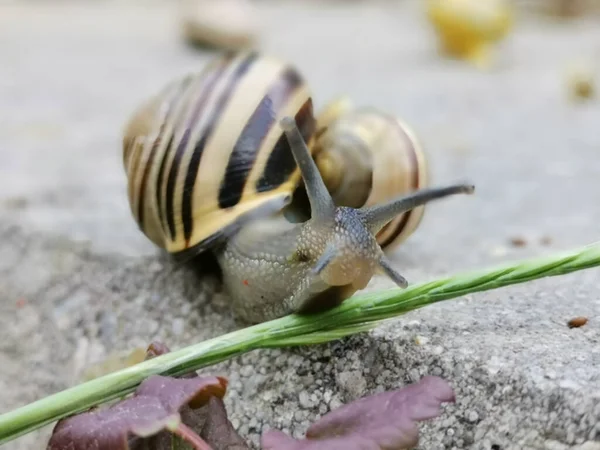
[1,1,600,449]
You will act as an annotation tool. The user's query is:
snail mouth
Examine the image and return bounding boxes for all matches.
[296,284,360,315]
[319,258,375,289]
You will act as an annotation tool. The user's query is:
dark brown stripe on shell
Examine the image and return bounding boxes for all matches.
[378,119,420,249]
[181,52,259,245]
[255,98,315,193]
[164,59,233,241]
[217,67,303,209]
[136,79,197,231]
[136,125,163,227]
[126,137,142,211]
[154,76,198,236]
[154,133,173,232]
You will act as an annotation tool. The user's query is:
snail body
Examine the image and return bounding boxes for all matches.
[123,51,474,323]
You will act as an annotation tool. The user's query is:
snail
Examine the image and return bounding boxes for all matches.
[123,51,474,324]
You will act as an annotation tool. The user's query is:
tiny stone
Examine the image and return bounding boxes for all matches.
[299,391,313,408]
[171,318,185,336]
[509,236,527,247]
[567,63,596,100]
[568,316,588,328]
[329,395,343,411]
[467,411,479,423]
[240,365,254,377]
[415,335,429,345]
[337,370,367,399]
[294,410,307,421]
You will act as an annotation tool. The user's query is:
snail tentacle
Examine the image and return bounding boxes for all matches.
[280,116,335,221]
[311,243,338,276]
[361,184,475,234]
[378,254,408,289]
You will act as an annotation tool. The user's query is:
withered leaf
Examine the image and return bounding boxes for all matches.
[140,341,248,449]
[200,396,251,450]
[261,375,455,450]
[47,374,227,450]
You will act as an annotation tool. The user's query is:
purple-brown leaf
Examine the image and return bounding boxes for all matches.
[261,375,455,450]
[200,396,251,450]
[47,374,227,450]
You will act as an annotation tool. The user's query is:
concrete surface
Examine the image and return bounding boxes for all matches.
[1,1,600,449]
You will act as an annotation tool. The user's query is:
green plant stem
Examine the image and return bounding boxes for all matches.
[1,242,599,444]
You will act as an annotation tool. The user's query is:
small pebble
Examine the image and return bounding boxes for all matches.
[567,316,588,328]
[509,236,527,247]
[298,391,313,408]
[567,63,596,101]
[467,410,480,423]
[415,335,429,346]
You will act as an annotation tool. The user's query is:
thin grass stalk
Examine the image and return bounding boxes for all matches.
[0,242,598,445]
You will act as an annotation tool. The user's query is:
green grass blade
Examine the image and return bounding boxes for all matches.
[0,242,598,444]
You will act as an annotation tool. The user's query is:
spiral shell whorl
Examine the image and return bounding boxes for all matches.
[123,52,316,255]
[313,105,430,251]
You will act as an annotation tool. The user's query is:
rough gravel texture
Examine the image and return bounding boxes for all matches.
[1,1,599,450]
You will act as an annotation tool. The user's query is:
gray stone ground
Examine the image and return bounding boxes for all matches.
[1,1,599,449]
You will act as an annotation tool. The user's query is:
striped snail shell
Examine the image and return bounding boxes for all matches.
[122,50,473,323]
[123,51,315,258]
[123,51,428,259]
